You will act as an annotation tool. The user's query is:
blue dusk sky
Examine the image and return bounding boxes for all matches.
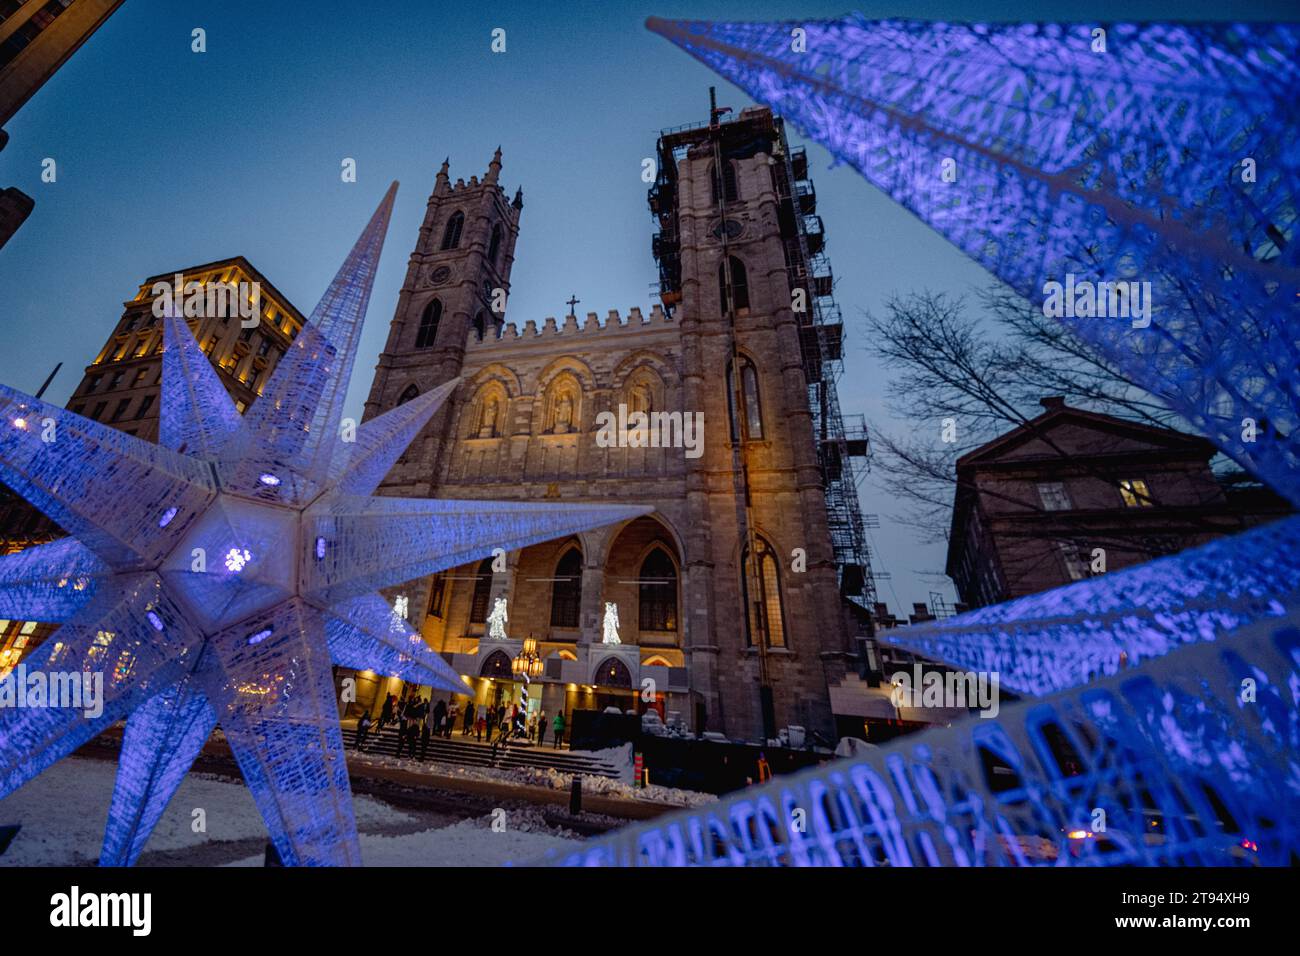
[0,0,1291,612]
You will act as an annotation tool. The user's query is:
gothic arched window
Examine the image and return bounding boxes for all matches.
[397,384,419,406]
[639,547,678,632]
[480,650,512,677]
[711,161,739,204]
[726,358,764,440]
[719,256,749,315]
[488,223,503,265]
[440,211,464,250]
[595,657,632,688]
[473,311,487,341]
[742,537,786,648]
[469,557,493,624]
[415,299,441,348]
[550,547,582,628]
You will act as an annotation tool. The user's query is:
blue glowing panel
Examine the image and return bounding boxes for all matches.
[0,537,107,622]
[0,576,197,796]
[540,611,1300,866]
[328,378,459,495]
[218,183,398,506]
[160,312,241,459]
[0,184,655,865]
[647,17,1300,507]
[885,515,1300,696]
[0,385,218,566]
[303,496,653,606]
[324,593,467,693]
[100,676,217,867]
[200,600,359,867]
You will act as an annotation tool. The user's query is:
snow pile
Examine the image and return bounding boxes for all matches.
[351,750,715,809]
[0,757,424,866]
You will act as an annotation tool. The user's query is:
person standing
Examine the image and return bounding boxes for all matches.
[552,711,565,749]
[378,694,395,732]
[445,701,459,739]
[432,697,447,739]
[536,709,547,748]
[355,714,372,752]
[462,699,475,736]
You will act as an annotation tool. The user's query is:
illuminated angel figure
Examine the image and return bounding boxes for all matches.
[487,596,508,640]
[602,601,621,645]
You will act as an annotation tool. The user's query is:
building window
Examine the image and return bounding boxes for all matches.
[131,369,148,387]
[109,399,131,423]
[711,161,739,204]
[415,299,441,348]
[638,547,678,632]
[550,548,582,628]
[397,384,419,406]
[469,557,493,624]
[134,394,155,419]
[440,211,464,250]
[473,311,486,342]
[726,358,764,440]
[1118,478,1153,507]
[109,372,124,390]
[742,537,786,649]
[1057,541,1089,581]
[90,402,107,420]
[488,224,503,265]
[428,574,446,619]
[1036,481,1072,511]
[719,256,750,315]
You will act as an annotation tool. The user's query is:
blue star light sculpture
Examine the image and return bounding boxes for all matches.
[0,183,649,865]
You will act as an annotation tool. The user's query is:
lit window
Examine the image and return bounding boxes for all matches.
[1036,481,1072,511]
[1118,478,1153,507]
[743,538,786,648]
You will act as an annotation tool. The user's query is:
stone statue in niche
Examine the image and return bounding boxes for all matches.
[629,381,653,415]
[478,395,498,438]
[553,390,575,434]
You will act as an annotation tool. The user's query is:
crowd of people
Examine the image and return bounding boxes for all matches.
[352,692,569,756]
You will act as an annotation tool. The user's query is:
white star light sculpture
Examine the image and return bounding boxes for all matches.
[0,183,650,865]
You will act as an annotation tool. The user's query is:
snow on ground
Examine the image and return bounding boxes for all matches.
[0,756,580,866]
[226,808,580,867]
[351,747,717,809]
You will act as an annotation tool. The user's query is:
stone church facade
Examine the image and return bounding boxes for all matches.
[354,109,860,743]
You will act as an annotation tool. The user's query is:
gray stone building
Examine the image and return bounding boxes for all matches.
[352,107,873,744]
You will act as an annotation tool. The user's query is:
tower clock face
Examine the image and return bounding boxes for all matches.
[428,265,451,285]
[712,218,744,240]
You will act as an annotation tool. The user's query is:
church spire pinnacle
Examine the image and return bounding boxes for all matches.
[485,146,503,185]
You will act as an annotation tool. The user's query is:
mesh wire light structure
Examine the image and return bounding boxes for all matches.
[647,16,1300,507]
[0,184,651,866]
[527,15,1300,867]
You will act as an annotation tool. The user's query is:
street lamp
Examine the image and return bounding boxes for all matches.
[512,635,543,679]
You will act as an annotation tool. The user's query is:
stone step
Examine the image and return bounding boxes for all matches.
[340,727,622,779]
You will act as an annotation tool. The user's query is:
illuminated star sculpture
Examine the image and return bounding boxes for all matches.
[0,183,650,865]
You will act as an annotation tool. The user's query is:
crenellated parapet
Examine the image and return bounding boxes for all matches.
[465,304,672,349]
